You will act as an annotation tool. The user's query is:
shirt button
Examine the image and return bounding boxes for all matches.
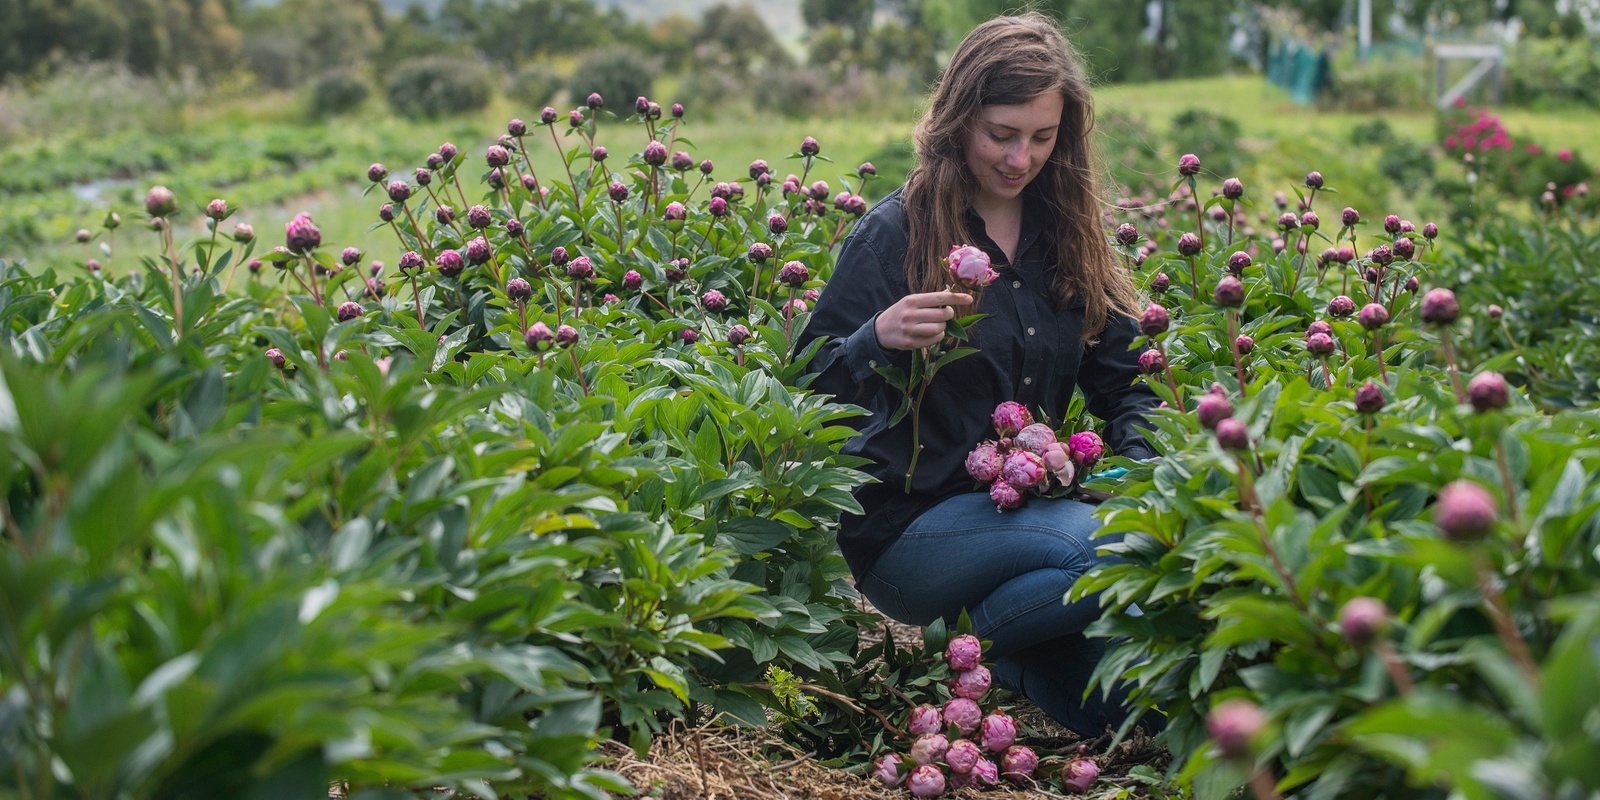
[1012,280,1022,289]
[868,359,878,368]
[1027,327,1036,336]
[1023,377,1033,385]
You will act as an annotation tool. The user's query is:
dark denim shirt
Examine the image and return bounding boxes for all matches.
[798,187,1161,579]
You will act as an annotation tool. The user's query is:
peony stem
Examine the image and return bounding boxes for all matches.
[1494,440,1520,521]
[1373,331,1388,383]
[1474,552,1539,685]
[1228,312,1248,398]
[1374,640,1416,696]
[1440,328,1467,403]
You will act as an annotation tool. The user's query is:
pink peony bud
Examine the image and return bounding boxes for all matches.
[942,697,982,736]
[708,196,728,217]
[1001,745,1038,781]
[507,278,533,301]
[799,136,820,157]
[965,443,1004,483]
[608,181,628,203]
[366,163,388,183]
[990,480,1023,510]
[525,322,554,351]
[1420,288,1459,325]
[1060,756,1100,792]
[1306,332,1336,356]
[555,324,578,347]
[1002,450,1049,491]
[663,202,687,222]
[777,260,809,287]
[1066,431,1104,467]
[1139,302,1169,337]
[1435,480,1498,541]
[701,289,727,312]
[1338,596,1389,647]
[908,704,943,736]
[681,329,699,344]
[966,758,999,788]
[1467,371,1509,412]
[1138,349,1166,375]
[872,753,905,787]
[945,738,982,774]
[991,401,1033,437]
[386,180,412,203]
[1384,214,1402,234]
[910,733,949,766]
[643,140,668,167]
[1208,699,1266,760]
[1393,237,1415,260]
[1196,392,1232,430]
[1041,441,1071,473]
[952,665,992,700]
[566,256,594,280]
[978,711,1016,752]
[1354,382,1385,414]
[1013,423,1057,456]
[945,634,982,671]
[768,213,788,235]
[1177,232,1203,256]
[265,347,287,369]
[1215,417,1250,450]
[1178,153,1201,176]
[284,212,321,253]
[1235,334,1254,355]
[1214,275,1244,307]
[946,244,997,290]
[1115,223,1138,246]
[436,249,465,278]
[1327,295,1356,318]
[907,764,946,797]
[336,301,363,323]
[1358,303,1390,330]
[1222,177,1244,199]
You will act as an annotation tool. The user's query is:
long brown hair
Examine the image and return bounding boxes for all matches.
[902,12,1138,343]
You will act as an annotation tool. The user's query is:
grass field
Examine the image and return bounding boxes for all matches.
[6,73,1598,275]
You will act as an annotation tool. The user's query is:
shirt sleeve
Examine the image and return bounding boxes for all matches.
[797,220,910,403]
[1077,312,1162,460]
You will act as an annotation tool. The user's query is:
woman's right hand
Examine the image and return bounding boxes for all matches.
[874,291,974,351]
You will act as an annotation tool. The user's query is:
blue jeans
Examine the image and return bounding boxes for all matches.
[858,491,1159,736]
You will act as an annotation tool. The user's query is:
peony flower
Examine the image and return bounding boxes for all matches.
[942,697,982,736]
[1139,302,1169,337]
[1196,392,1232,430]
[1215,418,1250,450]
[951,665,991,700]
[945,634,982,672]
[910,733,949,766]
[1435,480,1498,541]
[1002,450,1049,491]
[908,703,943,736]
[946,244,997,290]
[284,212,321,253]
[945,739,982,774]
[990,480,1023,510]
[1066,431,1104,467]
[1338,597,1389,647]
[1207,699,1266,760]
[965,443,1004,483]
[907,764,945,798]
[1060,756,1100,792]
[979,711,1016,752]
[1354,382,1385,414]
[991,401,1033,437]
[1467,371,1509,412]
[1001,745,1038,781]
[872,753,905,787]
[1013,423,1057,456]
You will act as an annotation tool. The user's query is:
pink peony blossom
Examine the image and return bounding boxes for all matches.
[965,443,1004,483]
[1002,450,1049,491]
[872,753,905,787]
[1013,423,1057,456]
[979,710,1016,752]
[942,697,982,736]
[1001,745,1038,781]
[991,401,1032,437]
[951,666,991,700]
[947,244,997,290]
[910,733,949,766]
[1060,756,1100,792]
[908,764,946,797]
[945,738,982,774]
[945,634,982,672]
[908,703,943,736]
[1066,431,1105,467]
[990,481,1024,511]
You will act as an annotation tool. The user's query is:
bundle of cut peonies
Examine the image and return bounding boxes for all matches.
[871,634,1100,796]
[965,401,1105,511]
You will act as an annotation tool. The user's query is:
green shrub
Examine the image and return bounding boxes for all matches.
[564,47,654,110]
[384,56,493,119]
[1320,53,1431,112]
[507,61,564,109]
[1506,37,1600,109]
[307,69,371,118]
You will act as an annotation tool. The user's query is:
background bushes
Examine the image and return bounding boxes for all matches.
[384,56,493,119]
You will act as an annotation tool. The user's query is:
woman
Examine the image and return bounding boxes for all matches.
[797,13,1162,735]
